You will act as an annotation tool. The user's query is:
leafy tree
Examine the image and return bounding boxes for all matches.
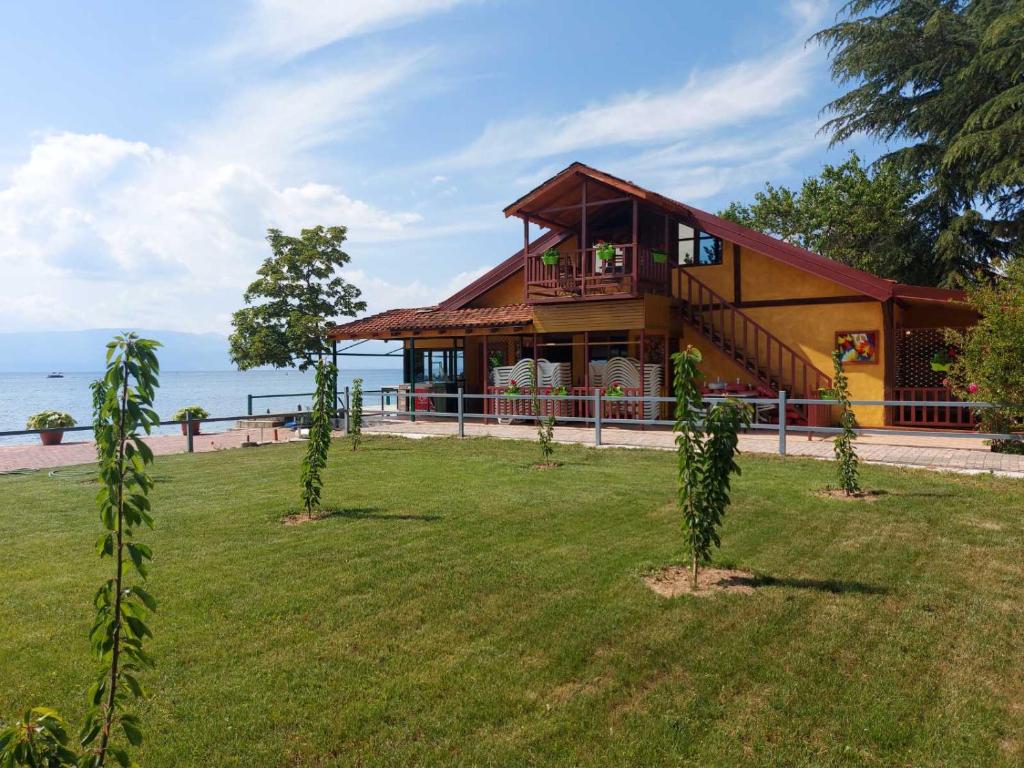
[230,227,366,371]
[672,347,751,589]
[350,377,363,452]
[1,334,162,768]
[947,258,1024,450]
[814,0,1023,280]
[721,152,946,284]
[301,360,337,518]
[831,350,862,495]
[529,362,556,465]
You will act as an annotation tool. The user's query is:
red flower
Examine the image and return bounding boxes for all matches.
[967,382,979,394]
[510,379,517,386]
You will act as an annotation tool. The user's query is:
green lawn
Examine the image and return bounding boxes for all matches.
[1,437,1022,767]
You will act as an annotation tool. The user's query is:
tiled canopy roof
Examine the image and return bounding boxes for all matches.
[328,304,533,339]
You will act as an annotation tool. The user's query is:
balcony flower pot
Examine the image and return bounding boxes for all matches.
[595,242,616,262]
[26,411,76,446]
[651,249,668,264]
[540,248,560,266]
[173,405,209,435]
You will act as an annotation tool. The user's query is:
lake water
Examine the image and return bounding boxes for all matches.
[0,368,403,445]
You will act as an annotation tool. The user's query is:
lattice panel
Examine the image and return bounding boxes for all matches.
[895,328,949,388]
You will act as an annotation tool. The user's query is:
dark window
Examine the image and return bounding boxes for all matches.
[678,223,723,266]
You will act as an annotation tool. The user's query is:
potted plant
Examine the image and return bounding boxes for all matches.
[605,382,625,398]
[172,405,209,435]
[595,241,616,262]
[540,248,560,266]
[651,249,668,264]
[930,348,956,373]
[26,411,76,445]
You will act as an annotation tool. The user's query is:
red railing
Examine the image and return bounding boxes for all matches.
[892,388,979,428]
[524,244,670,302]
[484,386,642,421]
[680,271,831,399]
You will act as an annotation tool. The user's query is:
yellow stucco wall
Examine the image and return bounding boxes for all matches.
[469,269,525,307]
[674,240,888,426]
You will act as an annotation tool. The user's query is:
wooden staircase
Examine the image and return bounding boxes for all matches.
[679,272,831,424]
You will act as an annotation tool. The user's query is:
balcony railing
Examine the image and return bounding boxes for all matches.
[524,244,671,302]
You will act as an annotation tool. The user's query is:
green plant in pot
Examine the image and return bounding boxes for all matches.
[595,242,616,262]
[26,411,76,445]
[605,382,625,398]
[549,385,569,396]
[540,248,560,266]
[172,405,209,435]
[930,348,956,373]
[651,249,668,264]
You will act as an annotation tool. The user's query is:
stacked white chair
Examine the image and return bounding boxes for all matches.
[601,357,664,420]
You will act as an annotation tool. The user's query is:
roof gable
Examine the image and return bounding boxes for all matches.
[504,162,900,301]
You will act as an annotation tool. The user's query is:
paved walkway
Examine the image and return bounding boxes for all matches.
[1,420,1021,478]
[362,418,1024,478]
[0,428,294,473]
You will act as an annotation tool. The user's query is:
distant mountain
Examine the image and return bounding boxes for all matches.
[0,329,405,372]
[0,329,232,372]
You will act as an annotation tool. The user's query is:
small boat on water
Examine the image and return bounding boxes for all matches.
[46,372,64,379]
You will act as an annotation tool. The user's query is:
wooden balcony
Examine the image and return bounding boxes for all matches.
[524,244,671,303]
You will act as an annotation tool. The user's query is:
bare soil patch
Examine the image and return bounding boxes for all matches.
[817,488,884,502]
[530,461,562,471]
[282,511,332,526]
[644,566,756,598]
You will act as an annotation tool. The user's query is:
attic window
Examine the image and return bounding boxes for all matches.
[678,223,722,266]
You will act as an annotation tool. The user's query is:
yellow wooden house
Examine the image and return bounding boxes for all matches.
[330,163,977,429]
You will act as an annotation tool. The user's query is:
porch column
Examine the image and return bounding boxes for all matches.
[482,334,490,423]
[631,198,639,292]
[523,218,530,303]
[882,299,896,426]
[581,178,588,297]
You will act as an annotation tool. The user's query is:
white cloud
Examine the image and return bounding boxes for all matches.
[0,130,428,333]
[612,119,828,202]
[0,52,449,334]
[219,0,474,62]
[446,49,814,168]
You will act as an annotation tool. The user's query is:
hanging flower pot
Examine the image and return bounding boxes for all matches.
[595,242,616,262]
[540,248,560,266]
[651,249,668,264]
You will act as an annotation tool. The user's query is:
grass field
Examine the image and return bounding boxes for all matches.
[1,436,1022,766]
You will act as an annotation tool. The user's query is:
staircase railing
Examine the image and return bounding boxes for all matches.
[679,271,831,397]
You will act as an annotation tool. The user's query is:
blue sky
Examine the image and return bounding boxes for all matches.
[0,0,877,335]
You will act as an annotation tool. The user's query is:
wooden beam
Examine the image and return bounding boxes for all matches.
[581,178,588,299]
[529,196,632,216]
[882,299,896,427]
[732,243,742,305]
[736,295,875,309]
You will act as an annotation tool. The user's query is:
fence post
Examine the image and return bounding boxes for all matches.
[186,418,194,454]
[457,387,465,438]
[344,386,351,434]
[778,390,787,456]
[247,394,253,416]
[594,388,603,447]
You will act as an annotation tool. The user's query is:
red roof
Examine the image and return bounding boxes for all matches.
[439,228,569,310]
[503,162,967,304]
[328,304,533,339]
